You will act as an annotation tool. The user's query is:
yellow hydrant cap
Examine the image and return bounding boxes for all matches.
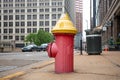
[52,13,77,34]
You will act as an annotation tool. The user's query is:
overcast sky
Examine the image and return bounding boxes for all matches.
[82,0,90,41]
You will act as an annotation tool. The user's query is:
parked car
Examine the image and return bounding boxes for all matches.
[37,43,48,51]
[21,44,38,52]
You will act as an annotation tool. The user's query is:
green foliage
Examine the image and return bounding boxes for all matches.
[25,33,37,44]
[25,30,54,46]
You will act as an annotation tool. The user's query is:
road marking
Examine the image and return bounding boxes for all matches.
[0,71,25,80]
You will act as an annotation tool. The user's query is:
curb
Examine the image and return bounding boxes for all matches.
[0,71,25,80]
[32,60,55,69]
[0,60,55,80]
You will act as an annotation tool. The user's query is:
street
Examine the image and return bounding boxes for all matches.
[0,51,50,77]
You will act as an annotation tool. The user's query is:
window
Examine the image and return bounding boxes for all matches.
[33,15,37,19]
[39,14,44,19]
[39,21,44,26]
[9,36,13,39]
[33,3,37,7]
[4,10,8,13]
[52,14,56,19]
[52,2,56,6]
[4,15,8,20]
[9,22,13,27]
[27,21,32,26]
[9,29,13,33]
[0,22,1,27]
[45,21,49,26]
[58,2,62,6]
[27,9,31,12]
[45,28,49,32]
[15,22,19,26]
[33,28,37,33]
[4,22,8,27]
[21,15,25,20]
[39,9,44,12]
[27,15,31,20]
[45,2,49,6]
[27,28,31,33]
[15,36,19,40]
[58,14,61,19]
[27,3,32,7]
[4,36,7,39]
[33,21,37,26]
[0,29,1,33]
[15,29,19,33]
[52,21,56,26]
[45,14,49,19]
[52,8,56,12]
[45,8,49,12]
[21,9,25,13]
[0,16,1,20]
[15,9,19,13]
[21,22,25,26]
[21,28,25,33]
[21,36,24,40]
[33,9,37,12]
[39,3,44,6]
[9,10,13,13]
[9,15,13,20]
[58,8,62,12]
[15,15,19,20]
[9,4,13,7]
[4,29,7,33]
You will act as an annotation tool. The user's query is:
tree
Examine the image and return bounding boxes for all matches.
[25,33,37,44]
[25,30,54,46]
[36,30,54,45]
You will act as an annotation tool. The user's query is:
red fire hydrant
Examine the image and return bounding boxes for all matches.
[47,13,77,73]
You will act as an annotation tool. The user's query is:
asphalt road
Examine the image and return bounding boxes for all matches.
[0,51,49,73]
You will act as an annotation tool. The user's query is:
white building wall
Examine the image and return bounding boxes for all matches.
[0,0,65,47]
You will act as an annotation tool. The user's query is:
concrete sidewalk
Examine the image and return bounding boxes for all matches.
[1,51,120,80]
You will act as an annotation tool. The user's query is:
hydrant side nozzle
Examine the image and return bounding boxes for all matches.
[47,42,58,58]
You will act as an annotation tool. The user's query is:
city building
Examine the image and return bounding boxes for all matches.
[92,0,120,50]
[0,0,65,47]
[74,0,83,49]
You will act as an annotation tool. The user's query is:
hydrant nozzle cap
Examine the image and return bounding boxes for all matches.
[52,13,77,34]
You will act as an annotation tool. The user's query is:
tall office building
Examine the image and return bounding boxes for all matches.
[74,0,83,49]
[75,0,83,32]
[0,0,65,47]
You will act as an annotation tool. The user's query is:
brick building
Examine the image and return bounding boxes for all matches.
[94,0,120,49]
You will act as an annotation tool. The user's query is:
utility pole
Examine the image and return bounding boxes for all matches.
[80,33,82,55]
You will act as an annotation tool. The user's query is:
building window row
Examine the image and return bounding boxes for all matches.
[3,35,13,40]
[15,0,25,2]
[3,0,13,2]
[15,28,25,33]
[2,14,61,20]
[2,21,57,27]
[3,28,13,33]
[4,10,13,13]
[28,0,37,2]
[15,35,24,41]
[3,4,13,7]
[15,3,25,7]
[27,3,37,7]
[4,22,13,27]
[1,8,62,14]
[27,28,37,33]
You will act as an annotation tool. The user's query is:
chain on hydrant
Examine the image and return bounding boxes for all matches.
[47,13,77,73]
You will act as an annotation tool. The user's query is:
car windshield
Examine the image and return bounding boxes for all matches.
[41,44,47,47]
[25,45,36,48]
